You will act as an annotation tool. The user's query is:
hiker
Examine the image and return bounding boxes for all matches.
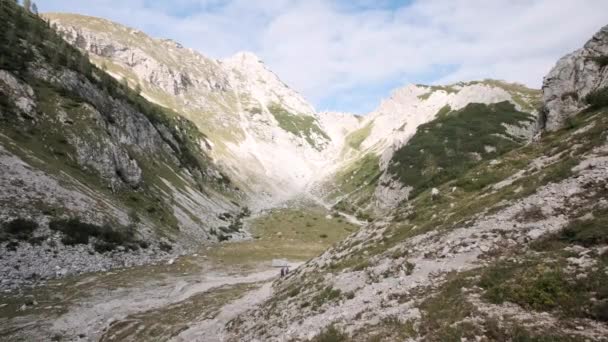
[285,266,289,275]
[280,267,285,277]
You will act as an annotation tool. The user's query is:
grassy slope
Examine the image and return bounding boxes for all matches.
[388,101,535,200]
[268,103,329,150]
[329,100,535,219]
[206,207,357,265]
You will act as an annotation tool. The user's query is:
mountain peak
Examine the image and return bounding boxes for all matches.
[225,51,264,65]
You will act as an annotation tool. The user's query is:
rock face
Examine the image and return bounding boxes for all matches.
[542,24,608,131]
[46,13,338,206]
[45,13,544,215]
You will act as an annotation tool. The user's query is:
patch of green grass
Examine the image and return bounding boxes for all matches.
[334,153,381,198]
[312,286,342,309]
[344,122,372,150]
[311,325,349,342]
[419,272,477,341]
[436,104,452,118]
[533,208,608,250]
[268,103,329,150]
[206,207,355,266]
[479,248,608,322]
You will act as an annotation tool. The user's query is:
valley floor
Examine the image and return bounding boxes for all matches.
[0,206,357,342]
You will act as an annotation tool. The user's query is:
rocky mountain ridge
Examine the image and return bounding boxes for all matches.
[225,24,608,341]
[46,13,337,206]
[46,13,544,217]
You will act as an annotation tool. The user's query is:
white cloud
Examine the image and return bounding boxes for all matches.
[40,0,608,113]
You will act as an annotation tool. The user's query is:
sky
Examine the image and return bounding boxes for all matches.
[39,0,608,114]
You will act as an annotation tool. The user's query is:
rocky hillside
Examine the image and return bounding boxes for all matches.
[44,13,547,218]
[45,13,340,206]
[0,2,245,289]
[542,25,608,131]
[322,80,541,220]
[225,25,608,341]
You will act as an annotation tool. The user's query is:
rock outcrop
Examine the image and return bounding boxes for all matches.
[0,3,241,289]
[542,24,608,131]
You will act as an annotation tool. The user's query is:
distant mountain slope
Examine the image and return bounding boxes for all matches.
[0,2,243,288]
[45,13,336,205]
[321,80,541,218]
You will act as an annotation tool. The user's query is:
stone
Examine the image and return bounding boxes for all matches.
[541,25,608,131]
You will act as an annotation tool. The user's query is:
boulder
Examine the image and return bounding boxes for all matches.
[541,25,608,131]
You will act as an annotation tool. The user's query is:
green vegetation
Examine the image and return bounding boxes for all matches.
[584,86,608,109]
[534,208,608,249]
[417,85,459,100]
[590,55,608,68]
[332,153,381,213]
[419,272,476,341]
[344,122,372,150]
[49,218,142,252]
[1,218,39,242]
[312,286,342,309]
[388,101,534,199]
[436,104,452,118]
[206,207,355,265]
[311,325,349,342]
[268,103,329,150]
[478,208,608,322]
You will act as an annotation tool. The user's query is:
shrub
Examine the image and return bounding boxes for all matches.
[93,240,116,253]
[49,218,102,245]
[159,241,173,252]
[311,325,349,342]
[49,217,140,250]
[312,286,342,309]
[591,55,608,68]
[584,86,608,109]
[534,209,608,249]
[319,234,328,238]
[3,218,38,240]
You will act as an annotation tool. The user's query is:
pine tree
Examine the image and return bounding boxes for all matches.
[31,2,38,15]
[135,82,142,94]
[23,0,31,12]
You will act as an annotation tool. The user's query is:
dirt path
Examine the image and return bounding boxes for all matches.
[172,282,274,342]
[0,256,301,342]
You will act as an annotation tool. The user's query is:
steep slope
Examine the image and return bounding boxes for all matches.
[542,24,608,131]
[44,13,334,205]
[225,26,608,341]
[322,80,541,218]
[0,2,243,288]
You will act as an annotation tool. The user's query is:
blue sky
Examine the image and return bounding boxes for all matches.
[39,0,608,114]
